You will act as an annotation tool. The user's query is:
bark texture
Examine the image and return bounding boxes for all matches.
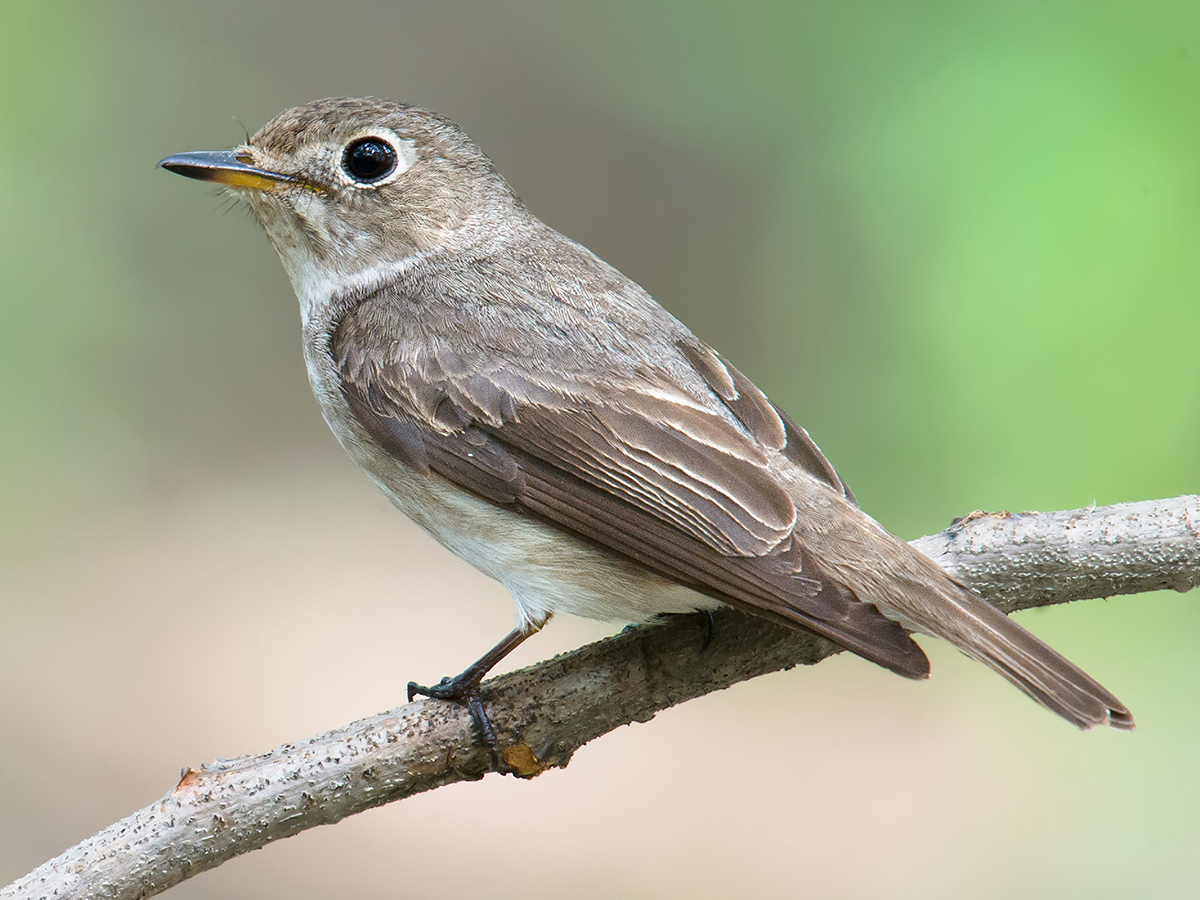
[4,495,1198,900]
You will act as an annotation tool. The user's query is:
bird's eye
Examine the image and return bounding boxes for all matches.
[342,137,398,184]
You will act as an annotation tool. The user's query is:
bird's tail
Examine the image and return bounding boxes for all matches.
[884,568,1134,730]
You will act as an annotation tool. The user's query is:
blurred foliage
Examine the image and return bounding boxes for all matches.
[566,1,1200,531]
[0,2,1197,897]
[1,1,1195,545]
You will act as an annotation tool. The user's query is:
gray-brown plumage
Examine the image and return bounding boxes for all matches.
[160,97,1133,731]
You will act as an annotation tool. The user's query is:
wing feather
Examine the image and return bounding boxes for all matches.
[336,324,927,679]
[678,337,856,505]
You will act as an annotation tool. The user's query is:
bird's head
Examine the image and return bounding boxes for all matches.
[160,97,516,317]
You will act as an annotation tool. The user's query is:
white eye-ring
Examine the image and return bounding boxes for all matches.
[339,128,416,187]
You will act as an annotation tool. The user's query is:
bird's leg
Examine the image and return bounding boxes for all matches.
[408,618,547,752]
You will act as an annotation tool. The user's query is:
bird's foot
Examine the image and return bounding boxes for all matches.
[408,675,499,752]
[405,625,545,764]
[653,609,718,652]
[699,609,717,652]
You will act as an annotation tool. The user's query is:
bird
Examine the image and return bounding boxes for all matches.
[159,97,1133,741]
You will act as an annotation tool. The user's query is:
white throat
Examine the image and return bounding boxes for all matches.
[283,246,429,328]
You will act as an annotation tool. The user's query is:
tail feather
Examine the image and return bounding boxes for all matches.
[778,487,1130,729]
[898,576,1134,730]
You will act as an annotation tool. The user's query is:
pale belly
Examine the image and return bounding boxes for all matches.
[372,464,721,631]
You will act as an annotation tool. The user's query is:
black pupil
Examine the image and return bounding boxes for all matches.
[343,138,397,183]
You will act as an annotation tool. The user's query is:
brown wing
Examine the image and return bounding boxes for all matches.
[676,338,857,505]
[337,335,927,679]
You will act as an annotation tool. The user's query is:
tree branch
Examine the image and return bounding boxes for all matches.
[5,495,1198,900]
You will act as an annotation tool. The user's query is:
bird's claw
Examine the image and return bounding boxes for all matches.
[407,676,499,752]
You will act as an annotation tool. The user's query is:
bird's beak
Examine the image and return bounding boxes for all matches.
[158,150,297,192]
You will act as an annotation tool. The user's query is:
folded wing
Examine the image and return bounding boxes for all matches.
[335,324,929,679]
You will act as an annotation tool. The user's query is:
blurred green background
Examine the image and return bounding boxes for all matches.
[1,1,1197,897]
